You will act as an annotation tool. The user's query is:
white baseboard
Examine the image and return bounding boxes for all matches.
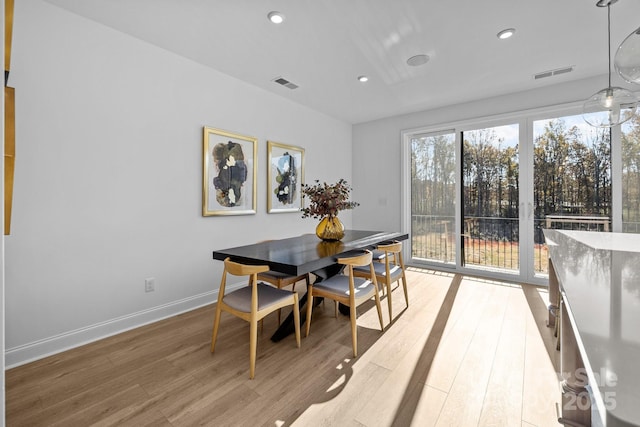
[4,284,242,369]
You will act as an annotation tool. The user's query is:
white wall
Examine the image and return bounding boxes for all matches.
[4,0,352,367]
[351,75,610,232]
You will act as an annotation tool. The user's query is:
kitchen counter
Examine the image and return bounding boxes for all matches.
[544,230,640,427]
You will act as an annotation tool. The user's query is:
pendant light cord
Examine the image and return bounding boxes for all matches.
[607,4,612,88]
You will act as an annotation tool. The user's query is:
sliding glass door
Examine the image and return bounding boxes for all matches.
[462,124,520,273]
[410,131,456,264]
[408,123,527,279]
[404,105,633,285]
[531,113,611,277]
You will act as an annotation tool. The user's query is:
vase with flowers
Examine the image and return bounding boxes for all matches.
[301,179,359,241]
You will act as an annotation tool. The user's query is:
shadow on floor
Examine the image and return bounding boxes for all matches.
[521,284,560,372]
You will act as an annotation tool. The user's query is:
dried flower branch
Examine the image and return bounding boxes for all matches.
[301,179,359,219]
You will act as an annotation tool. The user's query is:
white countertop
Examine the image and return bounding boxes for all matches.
[544,230,640,427]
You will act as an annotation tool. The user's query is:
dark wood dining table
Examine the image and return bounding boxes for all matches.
[212,229,409,341]
[212,229,408,276]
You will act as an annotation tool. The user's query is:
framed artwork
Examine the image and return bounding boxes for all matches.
[267,141,304,213]
[203,127,257,216]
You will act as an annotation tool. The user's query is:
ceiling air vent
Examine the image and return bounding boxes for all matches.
[273,76,299,90]
[534,66,574,80]
[534,71,553,80]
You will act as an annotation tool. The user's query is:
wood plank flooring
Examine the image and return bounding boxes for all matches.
[6,268,561,426]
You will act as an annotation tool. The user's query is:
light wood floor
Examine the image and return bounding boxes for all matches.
[6,268,561,426]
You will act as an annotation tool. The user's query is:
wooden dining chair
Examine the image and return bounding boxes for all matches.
[210,257,301,379]
[370,250,387,264]
[257,270,311,324]
[305,250,384,357]
[353,240,408,323]
[254,239,312,324]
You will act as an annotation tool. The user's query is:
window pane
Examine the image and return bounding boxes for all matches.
[462,124,519,271]
[410,132,456,263]
[622,111,640,233]
[533,114,611,273]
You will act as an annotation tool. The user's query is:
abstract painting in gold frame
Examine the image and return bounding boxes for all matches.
[203,127,257,216]
[267,140,304,213]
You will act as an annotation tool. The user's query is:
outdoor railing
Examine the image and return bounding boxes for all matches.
[412,214,613,275]
[544,215,610,231]
[462,216,519,271]
[623,221,640,233]
[535,215,610,274]
[411,215,456,263]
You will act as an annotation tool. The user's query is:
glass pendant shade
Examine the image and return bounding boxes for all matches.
[582,86,638,127]
[615,27,640,84]
[583,3,639,127]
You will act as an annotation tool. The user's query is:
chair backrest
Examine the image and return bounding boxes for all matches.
[337,250,373,267]
[378,241,404,266]
[221,258,271,314]
[224,258,270,277]
[337,250,378,300]
[377,241,402,254]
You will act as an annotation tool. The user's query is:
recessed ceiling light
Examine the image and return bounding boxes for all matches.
[268,11,285,24]
[357,75,369,83]
[497,28,515,39]
[407,54,430,67]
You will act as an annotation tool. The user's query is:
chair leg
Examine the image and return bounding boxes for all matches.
[350,304,358,357]
[292,294,301,348]
[210,304,223,353]
[334,301,339,318]
[386,280,393,323]
[374,286,384,332]
[305,290,314,337]
[401,274,409,306]
[249,318,258,379]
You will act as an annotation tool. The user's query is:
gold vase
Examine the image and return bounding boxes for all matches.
[315,216,345,241]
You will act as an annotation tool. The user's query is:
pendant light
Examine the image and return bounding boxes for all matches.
[615,26,640,84]
[582,1,639,128]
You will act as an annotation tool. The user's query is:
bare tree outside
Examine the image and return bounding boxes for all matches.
[411,132,456,263]
[622,111,640,232]
[409,110,634,275]
[533,115,612,273]
[462,125,519,271]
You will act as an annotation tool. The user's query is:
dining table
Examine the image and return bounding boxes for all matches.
[212,229,409,341]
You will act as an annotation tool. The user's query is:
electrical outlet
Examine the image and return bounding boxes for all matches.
[145,277,155,293]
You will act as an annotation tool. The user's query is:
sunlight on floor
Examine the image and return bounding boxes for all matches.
[327,374,347,393]
[293,270,561,427]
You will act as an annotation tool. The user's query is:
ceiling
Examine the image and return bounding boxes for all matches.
[46,0,640,124]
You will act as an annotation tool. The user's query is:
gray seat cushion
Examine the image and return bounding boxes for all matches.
[313,275,376,300]
[371,250,387,261]
[353,262,403,281]
[224,283,294,312]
